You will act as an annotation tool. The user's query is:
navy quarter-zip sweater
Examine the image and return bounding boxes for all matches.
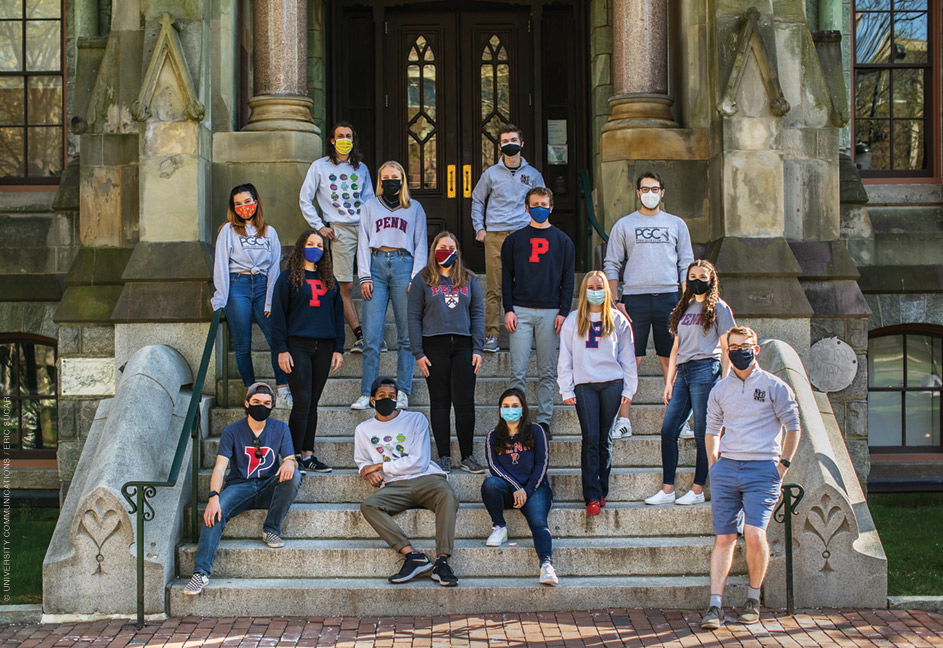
[500,224,576,316]
[270,268,345,354]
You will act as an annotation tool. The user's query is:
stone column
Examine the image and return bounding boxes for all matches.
[603,0,678,130]
[244,0,316,132]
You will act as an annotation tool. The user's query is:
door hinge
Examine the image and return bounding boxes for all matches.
[385,94,389,108]
[529,93,533,106]
[528,19,532,33]
[384,21,388,34]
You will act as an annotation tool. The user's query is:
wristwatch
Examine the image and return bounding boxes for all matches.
[208,490,219,498]
[779,459,791,468]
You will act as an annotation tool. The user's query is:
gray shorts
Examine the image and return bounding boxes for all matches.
[327,221,359,283]
[709,457,782,535]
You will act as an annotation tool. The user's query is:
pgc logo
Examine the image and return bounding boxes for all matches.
[634,227,670,243]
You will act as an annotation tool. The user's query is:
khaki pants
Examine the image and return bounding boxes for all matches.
[484,230,511,339]
[360,474,459,556]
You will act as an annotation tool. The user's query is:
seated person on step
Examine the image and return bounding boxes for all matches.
[355,376,460,587]
[184,383,301,596]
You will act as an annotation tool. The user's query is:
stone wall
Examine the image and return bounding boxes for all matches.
[307,0,326,135]
[588,0,613,183]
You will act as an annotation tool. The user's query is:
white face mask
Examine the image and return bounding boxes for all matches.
[640,191,661,210]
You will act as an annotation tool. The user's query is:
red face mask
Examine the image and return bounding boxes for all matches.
[434,249,457,267]
[234,202,257,220]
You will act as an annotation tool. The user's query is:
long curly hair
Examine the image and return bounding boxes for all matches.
[492,388,536,454]
[668,259,719,335]
[327,121,364,168]
[420,231,473,289]
[576,270,616,339]
[287,229,335,293]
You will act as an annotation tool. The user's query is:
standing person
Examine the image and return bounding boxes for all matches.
[700,326,801,629]
[299,122,375,352]
[353,161,428,411]
[355,377,460,587]
[603,171,694,439]
[270,229,345,474]
[645,260,736,506]
[211,184,290,404]
[408,231,486,474]
[471,124,546,353]
[502,187,575,438]
[557,272,637,516]
[482,388,557,586]
[183,383,300,595]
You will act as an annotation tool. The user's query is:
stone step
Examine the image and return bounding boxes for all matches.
[177,536,745,579]
[202,433,695,470]
[226,349,666,379]
[197,467,702,504]
[194,501,716,539]
[209,403,668,438]
[216,375,666,408]
[167,575,747,617]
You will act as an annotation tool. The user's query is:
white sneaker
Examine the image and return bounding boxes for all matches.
[183,572,209,596]
[679,419,694,439]
[397,390,409,409]
[350,395,371,410]
[675,490,705,505]
[486,525,508,547]
[644,490,676,505]
[611,417,632,439]
[278,386,293,410]
[539,562,559,586]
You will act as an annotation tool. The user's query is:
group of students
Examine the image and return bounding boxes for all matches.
[201,120,803,627]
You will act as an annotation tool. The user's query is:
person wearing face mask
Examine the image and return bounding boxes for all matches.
[183,383,300,596]
[270,230,346,474]
[501,187,576,439]
[353,161,428,411]
[407,231,486,474]
[470,124,546,353]
[557,272,638,516]
[645,260,736,507]
[211,183,290,404]
[355,377,460,587]
[699,326,800,630]
[603,171,694,440]
[299,122,375,353]
[481,388,557,586]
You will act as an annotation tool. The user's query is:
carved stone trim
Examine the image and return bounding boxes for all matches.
[132,13,205,122]
[717,7,791,118]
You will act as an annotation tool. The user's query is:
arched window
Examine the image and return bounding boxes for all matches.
[480,34,511,171]
[868,326,942,450]
[406,34,437,190]
[0,334,57,457]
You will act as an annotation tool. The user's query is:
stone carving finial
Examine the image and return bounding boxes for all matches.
[717,7,791,118]
[132,13,205,122]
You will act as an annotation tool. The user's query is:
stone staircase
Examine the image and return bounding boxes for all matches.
[167,294,747,616]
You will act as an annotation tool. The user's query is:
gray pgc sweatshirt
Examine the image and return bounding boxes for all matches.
[603,210,694,296]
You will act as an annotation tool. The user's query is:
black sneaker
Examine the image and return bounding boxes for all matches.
[431,556,459,587]
[538,421,552,441]
[301,456,332,473]
[388,551,433,584]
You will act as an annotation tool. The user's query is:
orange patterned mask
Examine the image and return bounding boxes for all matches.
[234,202,257,220]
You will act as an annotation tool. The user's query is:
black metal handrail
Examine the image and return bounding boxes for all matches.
[579,167,609,243]
[774,482,805,615]
[121,308,222,628]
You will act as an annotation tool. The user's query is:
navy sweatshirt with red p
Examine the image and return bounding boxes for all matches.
[270,268,345,354]
[500,225,576,316]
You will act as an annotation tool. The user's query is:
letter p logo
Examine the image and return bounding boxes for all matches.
[529,238,550,263]
[307,279,327,307]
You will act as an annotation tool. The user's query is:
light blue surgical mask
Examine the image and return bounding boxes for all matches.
[586,289,607,305]
[500,407,522,423]
[529,206,551,224]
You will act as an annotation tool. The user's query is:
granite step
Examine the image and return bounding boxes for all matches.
[167,574,746,617]
[177,536,744,579]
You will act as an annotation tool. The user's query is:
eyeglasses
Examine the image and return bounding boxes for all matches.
[638,186,662,194]
[727,343,756,351]
[252,438,264,459]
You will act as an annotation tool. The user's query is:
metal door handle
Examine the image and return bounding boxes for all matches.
[463,165,472,198]
[447,165,456,198]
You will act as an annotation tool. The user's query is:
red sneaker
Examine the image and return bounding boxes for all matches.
[601,497,607,507]
[587,501,601,516]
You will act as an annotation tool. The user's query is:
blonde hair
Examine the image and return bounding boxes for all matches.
[576,271,616,339]
[376,160,411,208]
[726,325,758,344]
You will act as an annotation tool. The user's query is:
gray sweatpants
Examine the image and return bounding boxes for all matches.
[509,306,559,425]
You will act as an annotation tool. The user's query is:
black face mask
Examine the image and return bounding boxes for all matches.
[728,348,755,371]
[374,397,397,417]
[247,404,272,422]
[381,179,402,196]
[501,143,522,157]
[689,278,710,295]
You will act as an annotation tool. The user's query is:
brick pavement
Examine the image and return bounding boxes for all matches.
[2,609,942,647]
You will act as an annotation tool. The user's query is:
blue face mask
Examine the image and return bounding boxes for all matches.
[529,206,551,224]
[304,247,324,264]
[586,289,607,306]
[500,407,522,423]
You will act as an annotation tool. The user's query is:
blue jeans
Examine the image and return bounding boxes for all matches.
[361,250,415,396]
[481,476,554,565]
[661,358,720,487]
[574,379,622,504]
[192,471,302,576]
[224,273,288,386]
